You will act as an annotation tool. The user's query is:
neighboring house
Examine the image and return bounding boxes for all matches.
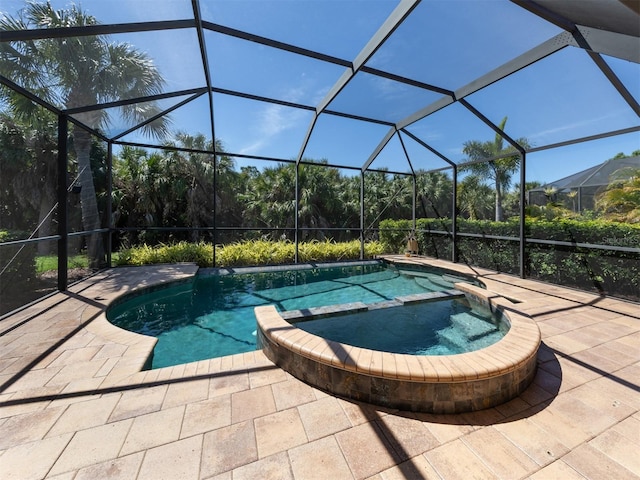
[527,155,640,212]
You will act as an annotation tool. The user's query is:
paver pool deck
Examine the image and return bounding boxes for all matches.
[0,256,638,479]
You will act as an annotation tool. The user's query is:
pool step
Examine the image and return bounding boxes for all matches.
[396,289,464,304]
[436,327,468,352]
[437,312,501,352]
[471,330,505,349]
[449,311,498,341]
[436,326,502,353]
[397,268,472,287]
[398,269,456,291]
[397,269,439,279]
[414,276,454,291]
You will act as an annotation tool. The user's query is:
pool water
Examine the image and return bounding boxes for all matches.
[293,298,506,356]
[107,262,476,368]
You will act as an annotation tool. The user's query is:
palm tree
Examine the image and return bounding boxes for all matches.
[0,3,169,267]
[240,163,296,235]
[163,133,239,237]
[457,175,493,220]
[164,133,214,239]
[462,117,529,222]
[298,160,349,240]
[415,171,453,218]
[566,190,578,212]
[595,168,640,223]
[544,186,559,207]
[364,170,412,229]
[112,146,164,234]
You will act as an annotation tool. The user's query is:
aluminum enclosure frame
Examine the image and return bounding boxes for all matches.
[0,0,638,298]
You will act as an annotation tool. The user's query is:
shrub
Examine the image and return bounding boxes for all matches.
[216,240,294,267]
[115,239,385,268]
[115,241,214,267]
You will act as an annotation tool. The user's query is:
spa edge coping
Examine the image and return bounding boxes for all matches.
[254,282,541,384]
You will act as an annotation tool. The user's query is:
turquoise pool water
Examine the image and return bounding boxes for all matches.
[293,298,506,356]
[107,261,480,368]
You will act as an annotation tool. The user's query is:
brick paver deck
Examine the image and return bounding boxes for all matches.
[0,258,638,479]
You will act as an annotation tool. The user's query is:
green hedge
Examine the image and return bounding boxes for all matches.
[115,239,385,268]
[380,218,640,301]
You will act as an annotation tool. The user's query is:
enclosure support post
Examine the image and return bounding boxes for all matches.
[452,165,458,263]
[295,162,299,263]
[212,152,217,267]
[192,0,217,266]
[360,172,365,260]
[106,142,113,267]
[519,152,526,278]
[412,174,417,232]
[577,186,582,213]
[57,115,68,291]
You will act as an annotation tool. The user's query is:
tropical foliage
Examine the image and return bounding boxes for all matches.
[109,143,451,247]
[0,2,169,267]
[595,167,640,223]
[0,111,57,255]
[461,117,530,221]
[112,137,231,245]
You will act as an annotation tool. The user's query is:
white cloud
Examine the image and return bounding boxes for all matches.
[370,75,408,100]
[527,109,633,144]
[238,103,308,156]
[237,79,336,155]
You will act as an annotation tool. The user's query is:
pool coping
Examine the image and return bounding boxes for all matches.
[83,264,199,373]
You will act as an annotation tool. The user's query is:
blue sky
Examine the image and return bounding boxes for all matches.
[2,0,639,185]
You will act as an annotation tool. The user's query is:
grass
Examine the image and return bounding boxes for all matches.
[36,254,89,274]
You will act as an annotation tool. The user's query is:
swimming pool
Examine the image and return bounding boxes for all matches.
[106,260,478,368]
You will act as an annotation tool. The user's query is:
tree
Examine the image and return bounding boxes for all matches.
[165,133,215,239]
[0,111,57,254]
[364,170,413,230]
[415,171,453,219]
[166,133,240,235]
[0,3,169,267]
[235,160,361,242]
[457,175,494,220]
[239,163,296,236]
[610,150,640,160]
[298,160,355,240]
[112,146,166,239]
[461,117,529,221]
[595,168,640,223]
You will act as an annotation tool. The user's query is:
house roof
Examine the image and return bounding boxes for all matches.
[530,155,640,191]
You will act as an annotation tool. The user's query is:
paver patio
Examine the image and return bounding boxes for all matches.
[0,257,638,479]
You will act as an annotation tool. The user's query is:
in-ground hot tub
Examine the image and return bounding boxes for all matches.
[255,282,540,414]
